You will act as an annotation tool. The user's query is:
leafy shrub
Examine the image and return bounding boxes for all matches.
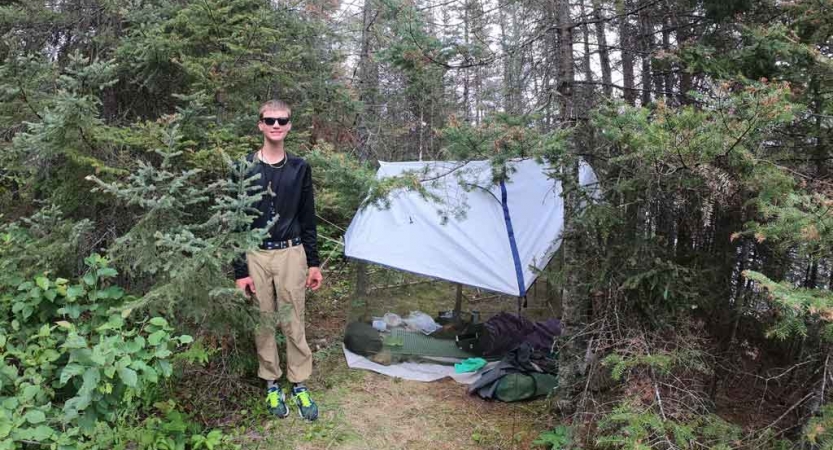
[92,400,237,450]
[533,425,573,449]
[0,254,192,448]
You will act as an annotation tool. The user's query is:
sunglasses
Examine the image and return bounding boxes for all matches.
[260,117,291,126]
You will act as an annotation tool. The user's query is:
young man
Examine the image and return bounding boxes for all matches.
[233,100,323,421]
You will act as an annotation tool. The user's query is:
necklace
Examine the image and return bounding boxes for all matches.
[259,150,287,169]
[260,149,287,225]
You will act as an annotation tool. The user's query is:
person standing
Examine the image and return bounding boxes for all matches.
[233,99,323,421]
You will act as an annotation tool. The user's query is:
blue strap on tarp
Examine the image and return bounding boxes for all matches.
[500,180,526,297]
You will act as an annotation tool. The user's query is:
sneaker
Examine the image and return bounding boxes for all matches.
[266,386,289,418]
[291,385,319,421]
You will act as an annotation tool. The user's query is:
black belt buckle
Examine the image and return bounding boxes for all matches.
[260,237,301,250]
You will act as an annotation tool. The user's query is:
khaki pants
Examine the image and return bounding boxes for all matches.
[247,246,312,383]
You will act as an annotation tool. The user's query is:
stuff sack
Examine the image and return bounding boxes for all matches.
[343,321,382,356]
[494,372,558,402]
[476,313,562,358]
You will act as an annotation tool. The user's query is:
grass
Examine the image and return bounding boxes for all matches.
[236,346,554,450]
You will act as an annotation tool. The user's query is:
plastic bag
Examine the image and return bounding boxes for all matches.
[402,311,442,335]
[383,313,403,328]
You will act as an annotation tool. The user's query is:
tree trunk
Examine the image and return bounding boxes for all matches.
[355,261,368,298]
[499,1,522,115]
[356,0,378,163]
[671,7,692,104]
[806,258,819,289]
[662,15,673,100]
[580,0,592,85]
[542,0,558,129]
[812,75,829,179]
[619,0,637,105]
[554,0,587,407]
[639,2,653,106]
[556,0,574,121]
[463,3,471,122]
[578,0,594,115]
[593,0,613,99]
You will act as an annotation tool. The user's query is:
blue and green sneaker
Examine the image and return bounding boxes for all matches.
[266,386,289,418]
[291,385,318,421]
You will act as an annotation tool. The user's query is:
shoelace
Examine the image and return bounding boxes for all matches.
[295,390,312,408]
[267,389,280,407]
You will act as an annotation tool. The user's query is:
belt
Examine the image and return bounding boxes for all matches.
[259,237,302,250]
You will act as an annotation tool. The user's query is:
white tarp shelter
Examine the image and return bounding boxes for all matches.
[344,159,598,297]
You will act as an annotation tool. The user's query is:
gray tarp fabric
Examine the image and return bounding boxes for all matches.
[342,345,497,384]
[344,159,598,296]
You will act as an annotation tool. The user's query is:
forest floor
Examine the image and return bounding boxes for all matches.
[237,347,554,450]
[176,267,559,450]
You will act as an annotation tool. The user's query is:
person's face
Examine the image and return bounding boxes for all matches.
[258,108,292,143]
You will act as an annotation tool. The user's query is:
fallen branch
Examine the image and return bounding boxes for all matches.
[368,279,439,291]
[765,391,815,430]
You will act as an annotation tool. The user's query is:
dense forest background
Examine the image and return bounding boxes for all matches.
[1,0,832,448]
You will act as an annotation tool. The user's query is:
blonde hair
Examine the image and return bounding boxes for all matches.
[258,99,291,118]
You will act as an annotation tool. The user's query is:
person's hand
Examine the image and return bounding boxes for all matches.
[306,267,323,291]
[236,277,256,296]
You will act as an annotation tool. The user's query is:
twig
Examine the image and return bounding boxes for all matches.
[18,82,43,120]
[316,214,346,232]
[765,391,815,430]
[368,279,438,291]
[468,293,502,303]
[417,161,471,183]
[644,342,667,422]
[821,353,830,410]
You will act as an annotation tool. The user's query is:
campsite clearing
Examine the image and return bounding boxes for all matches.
[226,271,559,450]
[238,347,554,450]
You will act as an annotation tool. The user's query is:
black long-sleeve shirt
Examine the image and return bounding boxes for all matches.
[233,151,320,279]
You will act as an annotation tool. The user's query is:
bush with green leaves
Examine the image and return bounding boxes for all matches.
[533,425,572,449]
[89,400,237,450]
[0,253,193,448]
